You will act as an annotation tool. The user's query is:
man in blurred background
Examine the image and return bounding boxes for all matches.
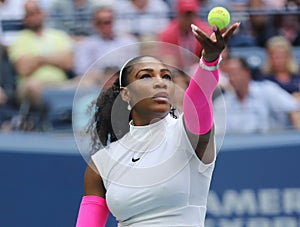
[48,0,96,42]
[8,0,74,106]
[158,0,211,69]
[214,56,300,134]
[73,4,138,86]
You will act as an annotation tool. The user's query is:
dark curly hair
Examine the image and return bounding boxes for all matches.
[87,55,178,153]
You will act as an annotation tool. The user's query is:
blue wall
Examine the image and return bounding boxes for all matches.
[0,151,85,227]
[206,144,300,227]
[0,131,299,227]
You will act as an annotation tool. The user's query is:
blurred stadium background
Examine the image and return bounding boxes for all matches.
[1,1,300,226]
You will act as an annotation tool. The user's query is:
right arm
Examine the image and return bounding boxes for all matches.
[76,161,109,227]
[84,161,106,197]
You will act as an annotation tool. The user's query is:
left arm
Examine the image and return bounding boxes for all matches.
[183,63,220,163]
[183,23,239,162]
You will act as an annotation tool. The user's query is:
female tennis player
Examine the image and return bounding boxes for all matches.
[76,22,239,227]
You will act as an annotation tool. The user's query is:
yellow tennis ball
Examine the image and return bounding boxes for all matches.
[207,7,230,30]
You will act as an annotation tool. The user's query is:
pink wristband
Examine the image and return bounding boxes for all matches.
[183,58,220,134]
[76,195,109,227]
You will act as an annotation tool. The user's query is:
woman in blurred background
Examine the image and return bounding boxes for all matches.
[261,35,300,103]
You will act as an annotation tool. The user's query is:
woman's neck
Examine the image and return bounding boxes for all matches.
[275,71,291,83]
[236,85,249,103]
[131,111,168,126]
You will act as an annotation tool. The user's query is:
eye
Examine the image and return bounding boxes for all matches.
[162,74,172,80]
[140,74,152,79]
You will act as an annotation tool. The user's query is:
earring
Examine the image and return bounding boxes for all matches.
[170,106,178,119]
[127,101,132,111]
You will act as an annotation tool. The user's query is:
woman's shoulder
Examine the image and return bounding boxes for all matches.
[92,138,123,157]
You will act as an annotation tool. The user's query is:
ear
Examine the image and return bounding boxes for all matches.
[120,87,131,102]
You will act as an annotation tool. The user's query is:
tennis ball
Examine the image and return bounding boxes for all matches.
[207,7,230,30]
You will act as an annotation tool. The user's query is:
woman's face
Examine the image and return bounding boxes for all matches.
[122,57,175,120]
[94,9,114,39]
[268,46,289,72]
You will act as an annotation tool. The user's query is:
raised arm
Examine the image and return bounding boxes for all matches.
[183,23,239,162]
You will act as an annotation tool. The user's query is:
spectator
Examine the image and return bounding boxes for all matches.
[230,0,250,11]
[200,0,247,12]
[285,0,300,9]
[158,0,211,69]
[0,42,20,131]
[8,0,74,106]
[0,87,7,107]
[72,66,119,132]
[114,0,170,39]
[0,89,14,131]
[47,0,96,42]
[0,84,8,130]
[0,0,52,53]
[261,36,300,97]
[217,47,233,93]
[73,5,138,85]
[0,0,25,46]
[273,13,300,46]
[263,0,286,9]
[229,0,277,47]
[213,56,300,134]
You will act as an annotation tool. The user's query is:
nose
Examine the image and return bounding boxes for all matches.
[153,76,167,89]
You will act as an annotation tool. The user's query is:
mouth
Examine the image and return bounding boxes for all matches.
[152,92,169,103]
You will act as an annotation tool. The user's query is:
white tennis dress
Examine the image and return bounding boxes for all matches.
[92,114,216,227]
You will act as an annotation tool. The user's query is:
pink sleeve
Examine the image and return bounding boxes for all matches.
[183,57,220,135]
[76,195,109,227]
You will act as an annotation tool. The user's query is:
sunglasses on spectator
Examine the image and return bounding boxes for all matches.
[95,19,113,25]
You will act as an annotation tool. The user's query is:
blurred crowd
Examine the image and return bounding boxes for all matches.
[0,0,300,134]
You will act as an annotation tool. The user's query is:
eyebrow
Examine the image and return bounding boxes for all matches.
[135,68,171,77]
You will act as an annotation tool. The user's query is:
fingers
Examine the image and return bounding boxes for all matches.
[191,22,240,59]
[191,24,214,50]
[213,26,223,44]
[223,22,240,43]
[192,22,240,44]
[191,24,198,32]
[191,24,210,41]
[192,23,226,47]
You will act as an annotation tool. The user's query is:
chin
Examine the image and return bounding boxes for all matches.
[153,105,171,115]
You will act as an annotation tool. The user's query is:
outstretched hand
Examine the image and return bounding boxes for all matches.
[191,22,240,62]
